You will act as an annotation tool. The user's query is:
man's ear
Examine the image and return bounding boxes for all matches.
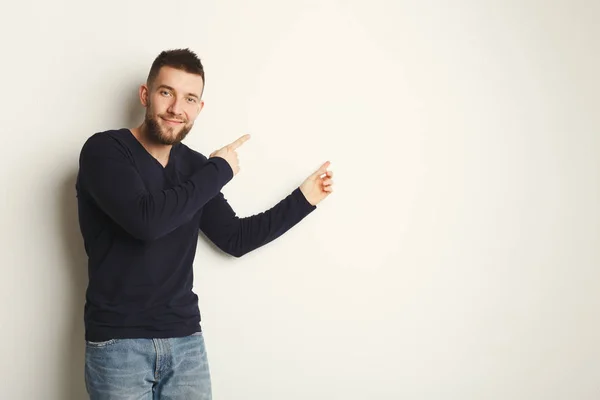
[139,84,149,107]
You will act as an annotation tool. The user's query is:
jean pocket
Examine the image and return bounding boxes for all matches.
[86,338,117,347]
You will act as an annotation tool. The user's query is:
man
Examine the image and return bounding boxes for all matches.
[76,48,333,399]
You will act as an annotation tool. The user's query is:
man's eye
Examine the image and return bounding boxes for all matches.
[187,98,196,103]
[161,90,171,96]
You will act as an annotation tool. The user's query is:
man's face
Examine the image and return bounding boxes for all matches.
[141,66,205,145]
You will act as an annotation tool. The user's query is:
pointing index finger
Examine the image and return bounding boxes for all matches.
[313,161,331,178]
[228,134,251,150]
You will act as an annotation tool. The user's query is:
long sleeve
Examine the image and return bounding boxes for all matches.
[78,133,234,241]
[199,187,317,257]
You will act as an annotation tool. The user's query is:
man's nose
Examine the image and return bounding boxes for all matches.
[167,98,184,116]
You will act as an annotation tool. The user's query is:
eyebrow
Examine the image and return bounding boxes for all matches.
[157,84,200,99]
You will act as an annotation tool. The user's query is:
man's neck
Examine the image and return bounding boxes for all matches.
[130,124,172,167]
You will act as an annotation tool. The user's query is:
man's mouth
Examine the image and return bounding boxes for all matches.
[161,117,184,125]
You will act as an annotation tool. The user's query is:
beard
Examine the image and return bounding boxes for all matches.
[144,100,193,145]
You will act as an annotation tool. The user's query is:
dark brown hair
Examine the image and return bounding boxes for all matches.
[146,48,205,92]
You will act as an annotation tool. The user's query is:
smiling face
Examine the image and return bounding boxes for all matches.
[140,66,205,145]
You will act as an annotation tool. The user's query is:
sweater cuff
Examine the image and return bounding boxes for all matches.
[292,187,317,213]
[208,156,234,184]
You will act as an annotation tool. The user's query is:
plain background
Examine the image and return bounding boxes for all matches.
[1,0,599,399]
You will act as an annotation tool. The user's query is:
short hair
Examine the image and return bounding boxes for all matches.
[146,48,205,91]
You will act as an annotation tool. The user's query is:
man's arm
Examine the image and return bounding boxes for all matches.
[199,188,316,258]
[79,133,234,241]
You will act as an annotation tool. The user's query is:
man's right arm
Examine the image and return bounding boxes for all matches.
[78,134,233,241]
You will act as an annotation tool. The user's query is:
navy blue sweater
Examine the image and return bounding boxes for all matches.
[76,128,316,341]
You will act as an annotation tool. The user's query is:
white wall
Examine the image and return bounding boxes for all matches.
[1,0,599,399]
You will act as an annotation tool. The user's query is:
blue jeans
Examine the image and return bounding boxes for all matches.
[85,332,212,399]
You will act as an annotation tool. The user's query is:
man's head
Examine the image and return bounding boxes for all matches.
[139,48,205,145]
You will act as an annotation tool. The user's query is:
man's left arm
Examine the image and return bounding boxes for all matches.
[199,162,334,258]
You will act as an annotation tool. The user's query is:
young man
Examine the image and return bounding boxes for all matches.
[76,48,333,399]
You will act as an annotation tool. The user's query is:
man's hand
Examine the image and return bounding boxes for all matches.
[210,134,251,176]
[300,161,334,206]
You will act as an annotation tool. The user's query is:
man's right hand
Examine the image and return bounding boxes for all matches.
[210,134,251,176]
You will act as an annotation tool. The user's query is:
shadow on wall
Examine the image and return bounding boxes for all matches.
[57,170,89,400]
[123,82,145,128]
